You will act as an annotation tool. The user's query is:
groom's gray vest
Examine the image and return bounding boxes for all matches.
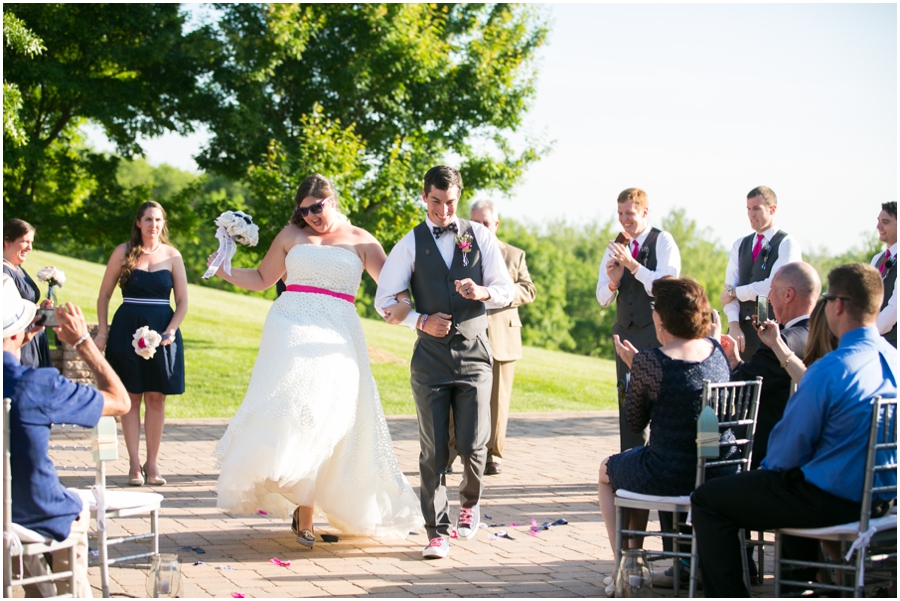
[411,219,487,343]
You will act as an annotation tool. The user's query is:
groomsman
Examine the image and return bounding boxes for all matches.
[721,186,802,360]
[596,188,681,451]
[872,201,897,347]
[467,199,536,475]
[375,166,514,560]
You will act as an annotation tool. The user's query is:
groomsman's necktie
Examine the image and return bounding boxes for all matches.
[881,249,892,274]
[432,223,459,238]
[751,233,765,262]
[631,240,640,259]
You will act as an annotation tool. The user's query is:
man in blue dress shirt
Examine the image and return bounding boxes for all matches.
[3,274,130,596]
[691,263,897,597]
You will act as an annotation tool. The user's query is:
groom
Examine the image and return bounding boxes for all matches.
[375,166,514,559]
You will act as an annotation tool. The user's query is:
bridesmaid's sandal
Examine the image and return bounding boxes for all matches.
[128,469,144,487]
[142,463,167,486]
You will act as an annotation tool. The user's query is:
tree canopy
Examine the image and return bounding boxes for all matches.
[3,3,550,256]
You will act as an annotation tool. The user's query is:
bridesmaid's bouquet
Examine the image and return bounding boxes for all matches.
[133,326,162,360]
[36,266,66,304]
[202,210,260,280]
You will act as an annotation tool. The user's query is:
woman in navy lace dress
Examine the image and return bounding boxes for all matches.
[597,277,729,596]
[3,219,52,368]
[96,202,188,487]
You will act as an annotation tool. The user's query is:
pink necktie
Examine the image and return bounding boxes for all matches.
[632,240,640,259]
[751,234,764,262]
[881,249,892,274]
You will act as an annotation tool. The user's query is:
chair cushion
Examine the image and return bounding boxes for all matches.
[9,522,52,544]
[778,515,896,538]
[74,488,163,510]
[616,489,692,506]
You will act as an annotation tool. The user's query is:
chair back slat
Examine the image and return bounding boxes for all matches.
[860,397,898,533]
[696,378,763,487]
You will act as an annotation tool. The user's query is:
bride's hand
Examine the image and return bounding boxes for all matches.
[206,251,219,268]
[383,301,411,325]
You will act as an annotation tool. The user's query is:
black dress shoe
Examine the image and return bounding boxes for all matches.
[485,462,502,475]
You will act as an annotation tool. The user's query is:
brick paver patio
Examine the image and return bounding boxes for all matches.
[46,412,781,598]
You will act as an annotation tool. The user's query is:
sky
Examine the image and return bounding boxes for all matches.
[84,2,898,255]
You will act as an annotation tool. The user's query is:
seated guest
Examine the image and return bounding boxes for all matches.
[691,263,897,598]
[720,261,820,467]
[758,296,837,386]
[598,277,730,597]
[3,275,130,597]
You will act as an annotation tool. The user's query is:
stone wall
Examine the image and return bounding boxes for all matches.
[50,322,99,386]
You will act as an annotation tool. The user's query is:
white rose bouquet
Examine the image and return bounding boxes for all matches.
[202,210,260,280]
[36,266,66,304]
[132,326,162,360]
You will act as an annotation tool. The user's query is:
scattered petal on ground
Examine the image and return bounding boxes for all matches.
[270,557,290,567]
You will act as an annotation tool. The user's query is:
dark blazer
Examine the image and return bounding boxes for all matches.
[732,317,810,469]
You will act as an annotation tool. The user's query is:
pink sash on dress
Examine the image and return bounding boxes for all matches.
[284,284,355,304]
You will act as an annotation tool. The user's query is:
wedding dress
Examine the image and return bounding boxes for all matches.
[214,244,423,538]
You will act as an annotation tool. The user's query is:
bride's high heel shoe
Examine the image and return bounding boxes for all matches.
[291,508,315,549]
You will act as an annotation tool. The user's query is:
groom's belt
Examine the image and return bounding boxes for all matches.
[284,284,355,304]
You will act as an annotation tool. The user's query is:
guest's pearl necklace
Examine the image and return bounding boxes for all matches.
[142,241,161,254]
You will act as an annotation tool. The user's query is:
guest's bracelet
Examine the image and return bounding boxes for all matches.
[779,352,795,369]
[96,333,107,339]
[418,314,429,331]
[608,282,620,291]
[73,333,91,348]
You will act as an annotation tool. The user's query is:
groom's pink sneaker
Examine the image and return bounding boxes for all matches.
[456,505,480,540]
[422,537,450,559]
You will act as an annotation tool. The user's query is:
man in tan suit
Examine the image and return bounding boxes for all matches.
[464,199,536,475]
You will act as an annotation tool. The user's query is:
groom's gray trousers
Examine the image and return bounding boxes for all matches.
[411,333,492,540]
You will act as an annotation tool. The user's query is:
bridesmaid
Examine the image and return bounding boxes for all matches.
[3,219,53,368]
[96,202,188,487]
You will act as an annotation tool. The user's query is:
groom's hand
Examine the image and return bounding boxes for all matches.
[424,312,453,337]
[454,278,490,302]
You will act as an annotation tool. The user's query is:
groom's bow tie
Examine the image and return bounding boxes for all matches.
[432,223,459,238]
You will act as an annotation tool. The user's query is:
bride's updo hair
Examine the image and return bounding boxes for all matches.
[290,174,338,228]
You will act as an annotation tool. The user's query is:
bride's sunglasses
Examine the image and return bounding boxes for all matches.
[297,196,332,218]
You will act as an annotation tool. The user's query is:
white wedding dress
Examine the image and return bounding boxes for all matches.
[214,244,423,538]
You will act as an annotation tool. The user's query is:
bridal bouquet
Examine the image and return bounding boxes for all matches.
[36,266,66,304]
[132,326,162,360]
[202,210,260,279]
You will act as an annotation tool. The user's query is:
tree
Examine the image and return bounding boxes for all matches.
[3,11,44,145]
[199,3,550,255]
[2,3,210,249]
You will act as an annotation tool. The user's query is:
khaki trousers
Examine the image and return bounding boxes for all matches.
[23,498,92,598]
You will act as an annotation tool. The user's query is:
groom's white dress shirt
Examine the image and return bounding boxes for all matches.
[375,217,515,330]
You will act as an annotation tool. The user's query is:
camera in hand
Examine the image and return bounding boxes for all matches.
[36,308,59,328]
[756,295,768,326]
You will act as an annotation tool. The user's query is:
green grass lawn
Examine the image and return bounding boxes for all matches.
[27,249,617,417]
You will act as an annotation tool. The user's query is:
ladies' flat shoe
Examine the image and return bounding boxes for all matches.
[128,471,144,487]
[142,464,167,486]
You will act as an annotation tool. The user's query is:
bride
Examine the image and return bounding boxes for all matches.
[208,174,423,547]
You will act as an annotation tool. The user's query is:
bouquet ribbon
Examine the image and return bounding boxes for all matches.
[203,227,237,280]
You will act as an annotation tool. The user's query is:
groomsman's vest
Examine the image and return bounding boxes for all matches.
[880,251,897,347]
[411,219,488,343]
[615,228,661,330]
[737,230,787,323]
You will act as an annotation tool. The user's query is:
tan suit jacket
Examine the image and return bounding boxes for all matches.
[486,241,536,361]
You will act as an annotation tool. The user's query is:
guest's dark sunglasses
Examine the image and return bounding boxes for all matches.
[821,292,851,303]
[297,197,331,218]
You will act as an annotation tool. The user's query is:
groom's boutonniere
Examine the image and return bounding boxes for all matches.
[455,232,474,266]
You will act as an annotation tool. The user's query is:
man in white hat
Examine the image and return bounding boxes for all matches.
[3,273,130,596]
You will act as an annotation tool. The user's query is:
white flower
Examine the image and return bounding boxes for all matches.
[214,211,235,229]
[132,326,162,360]
[36,266,66,287]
